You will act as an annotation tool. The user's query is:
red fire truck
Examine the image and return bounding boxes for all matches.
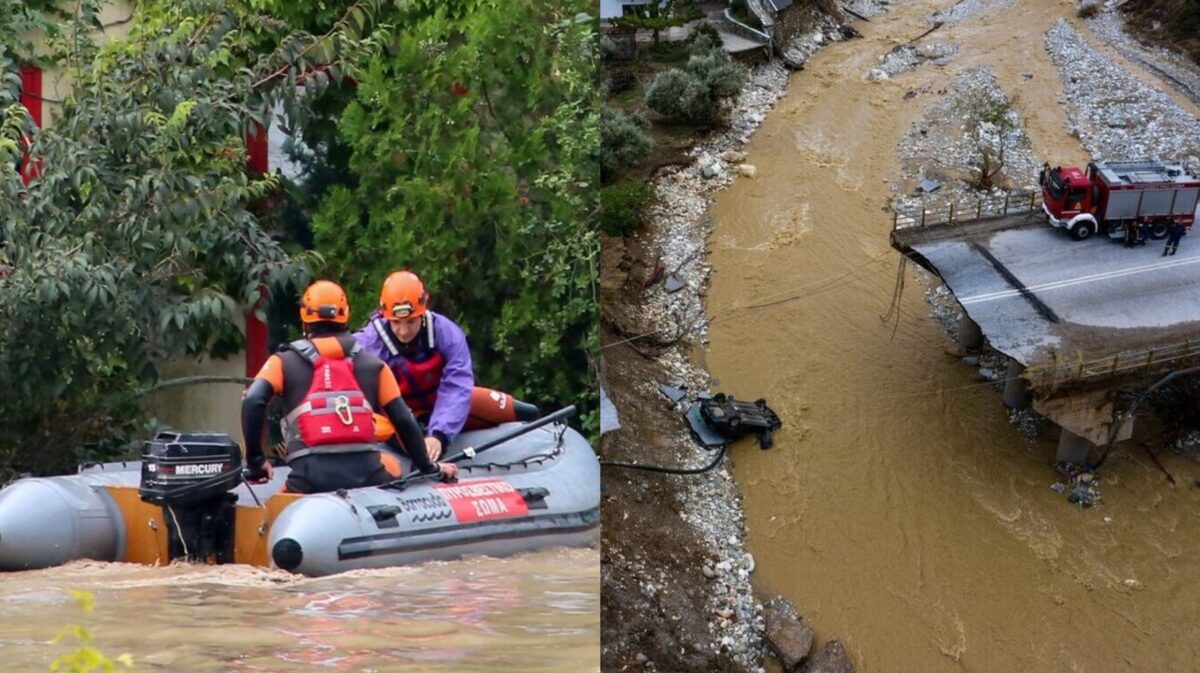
[1039,160,1200,241]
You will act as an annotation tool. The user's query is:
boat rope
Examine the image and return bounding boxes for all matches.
[165,505,190,558]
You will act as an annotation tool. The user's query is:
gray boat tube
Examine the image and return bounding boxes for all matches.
[0,469,131,570]
[268,421,600,576]
[0,420,598,575]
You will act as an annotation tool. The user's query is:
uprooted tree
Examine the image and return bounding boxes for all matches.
[0,1,385,475]
[956,87,1023,191]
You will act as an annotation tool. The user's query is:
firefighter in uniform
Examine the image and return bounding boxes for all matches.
[241,280,458,492]
[354,271,541,462]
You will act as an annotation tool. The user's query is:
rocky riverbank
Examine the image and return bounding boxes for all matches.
[601,4,888,672]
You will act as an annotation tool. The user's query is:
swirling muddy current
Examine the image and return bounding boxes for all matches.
[0,549,598,672]
[704,1,1200,671]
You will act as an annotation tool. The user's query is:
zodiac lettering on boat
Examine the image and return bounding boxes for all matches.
[396,496,451,515]
[435,478,530,523]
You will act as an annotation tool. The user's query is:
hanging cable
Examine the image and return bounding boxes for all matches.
[600,444,729,475]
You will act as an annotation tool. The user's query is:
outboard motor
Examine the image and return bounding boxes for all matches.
[138,431,242,564]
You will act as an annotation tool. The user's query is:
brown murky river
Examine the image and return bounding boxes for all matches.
[705,0,1200,671]
[0,549,598,672]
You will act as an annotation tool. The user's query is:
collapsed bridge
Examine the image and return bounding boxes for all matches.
[890,190,1200,463]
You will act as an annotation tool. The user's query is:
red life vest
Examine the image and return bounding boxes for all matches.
[282,340,375,460]
[394,351,446,417]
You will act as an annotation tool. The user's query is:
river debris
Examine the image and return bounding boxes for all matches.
[867,42,957,81]
[690,394,783,450]
[1055,463,1102,508]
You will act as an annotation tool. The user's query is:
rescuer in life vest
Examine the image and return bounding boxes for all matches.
[241,280,458,492]
[354,271,541,462]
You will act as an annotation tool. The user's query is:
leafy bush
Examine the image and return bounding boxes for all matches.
[601,35,619,61]
[690,21,722,46]
[644,35,745,126]
[601,109,652,182]
[601,182,654,237]
[609,69,638,95]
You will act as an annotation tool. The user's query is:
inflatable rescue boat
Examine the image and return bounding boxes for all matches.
[0,409,599,576]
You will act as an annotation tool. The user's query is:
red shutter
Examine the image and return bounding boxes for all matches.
[19,66,42,184]
[244,123,270,377]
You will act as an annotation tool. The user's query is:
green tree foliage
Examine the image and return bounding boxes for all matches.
[644,35,745,126]
[601,108,651,183]
[0,1,382,474]
[601,181,654,237]
[308,1,600,438]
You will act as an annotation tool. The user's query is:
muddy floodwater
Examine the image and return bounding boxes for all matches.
[705,0,1200,671]
[0,549,597,672]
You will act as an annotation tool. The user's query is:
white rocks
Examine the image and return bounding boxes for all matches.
[931,0,1015,24]
[1086,10,1200,106]
[722,150,747,164]
[1045,19,1200,169]
[736,164,758,178]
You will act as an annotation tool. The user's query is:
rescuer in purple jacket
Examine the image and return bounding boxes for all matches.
[354,271,540,462]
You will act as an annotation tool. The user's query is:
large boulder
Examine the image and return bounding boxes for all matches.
[800,640,855,673]
[763,597,814,671]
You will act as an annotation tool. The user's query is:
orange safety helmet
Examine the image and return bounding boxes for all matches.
[299,280,350,325]
[379,271,429,320]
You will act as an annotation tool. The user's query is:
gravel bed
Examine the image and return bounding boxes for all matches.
[895,66,1039,211]
[1046,19,1200,168]
[1085,9,1200,106]
[930,0,1015,25]
[867,42,958,80]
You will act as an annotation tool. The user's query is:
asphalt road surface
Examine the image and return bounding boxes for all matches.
[915,224,1200,364]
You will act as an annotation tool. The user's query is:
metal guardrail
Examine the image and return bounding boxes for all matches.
[1023,339,1200,391]
[892,189,1044,231]
[719,8,771,43]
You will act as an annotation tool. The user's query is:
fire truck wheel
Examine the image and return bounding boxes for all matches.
[1149,221,1171,240]
[1070,221,1095,241]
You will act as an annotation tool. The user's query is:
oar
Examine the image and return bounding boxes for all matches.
[389,405,576,490]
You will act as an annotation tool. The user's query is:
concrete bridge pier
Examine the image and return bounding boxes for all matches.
[1056,428,1095,465]
[1002,360,1030,410]
[1036,389,1134,465]
[958,314,984,352]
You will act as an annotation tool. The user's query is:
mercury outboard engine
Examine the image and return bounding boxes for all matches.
[138,432,242,564]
